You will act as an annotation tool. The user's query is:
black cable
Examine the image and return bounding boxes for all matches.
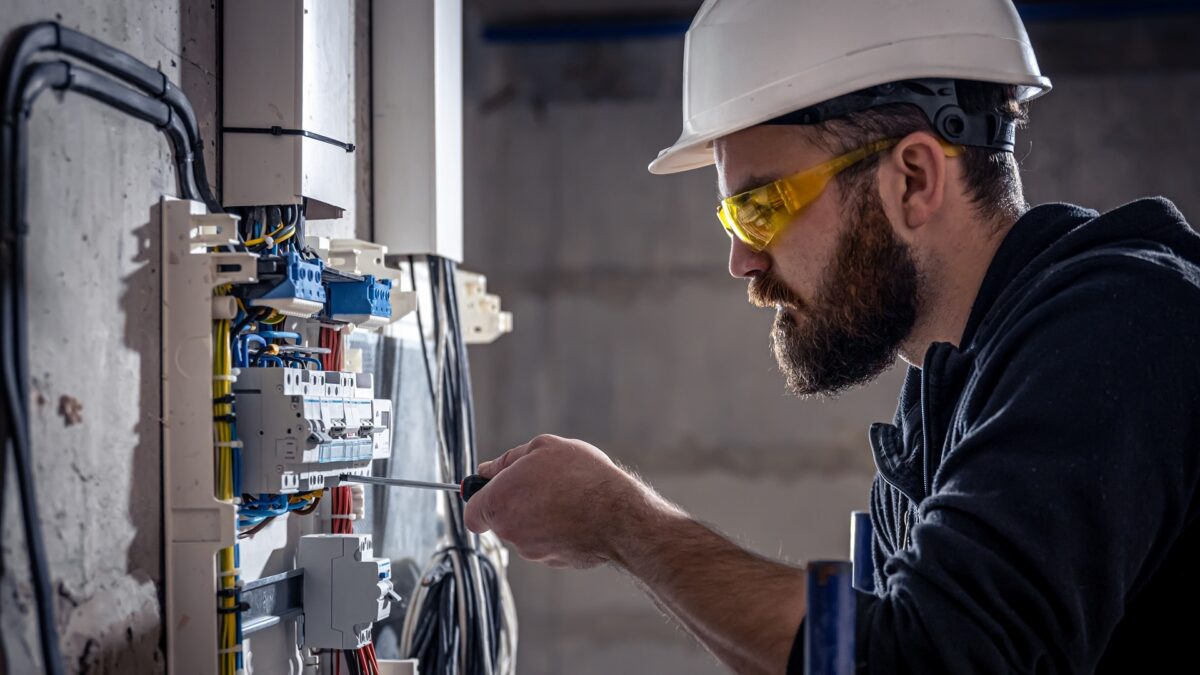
[1,59,70,675]
[402,256,503,675]
[232,307,270,339]
[2,22,219,212]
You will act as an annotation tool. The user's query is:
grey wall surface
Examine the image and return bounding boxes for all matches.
[462,12,1200,675]
[0,2,217,673]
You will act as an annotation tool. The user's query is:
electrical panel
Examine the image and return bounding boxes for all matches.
[161,200,415,675]
[3,14,514,675]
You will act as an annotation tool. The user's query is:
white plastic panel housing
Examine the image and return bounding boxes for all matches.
[222,0,355,214]
[233,367,392,493]
[372,0,464,260]
[161,199,242,675]
[457,270,513,344]
[299,534,394,650]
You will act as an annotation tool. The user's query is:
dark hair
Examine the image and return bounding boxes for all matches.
[804,80,1029,225]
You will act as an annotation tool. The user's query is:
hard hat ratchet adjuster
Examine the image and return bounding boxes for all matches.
[762,78,1018,154]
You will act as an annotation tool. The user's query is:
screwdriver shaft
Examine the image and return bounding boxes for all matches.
[337,474,459,492]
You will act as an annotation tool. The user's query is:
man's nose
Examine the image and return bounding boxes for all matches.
[729,236,771,279]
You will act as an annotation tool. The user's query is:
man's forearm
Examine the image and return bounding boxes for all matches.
[609,491,807,674]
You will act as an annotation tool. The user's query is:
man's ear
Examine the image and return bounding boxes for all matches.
[879,131,948,234]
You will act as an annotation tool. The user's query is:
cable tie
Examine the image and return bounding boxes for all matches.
[217,568,242,578]
[215,440,244,449]
[213,374,239,382]
[329,514,356,520]
[217,645,243,655]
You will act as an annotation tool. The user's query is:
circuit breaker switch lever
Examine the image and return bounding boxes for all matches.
[336,473,490,502]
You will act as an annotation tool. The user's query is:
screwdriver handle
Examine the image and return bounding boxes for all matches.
[460,474,490,502]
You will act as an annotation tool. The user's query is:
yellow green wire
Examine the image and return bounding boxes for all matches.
[242,223,286,247]
[218,545,238,675]
[214,287,239,674]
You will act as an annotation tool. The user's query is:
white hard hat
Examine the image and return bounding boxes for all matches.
[648,0,1052,175]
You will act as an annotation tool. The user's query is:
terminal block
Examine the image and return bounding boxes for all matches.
[298,534,394,650]
[249,252,327,317]
[326,275,393,328]
[233,367,392,494]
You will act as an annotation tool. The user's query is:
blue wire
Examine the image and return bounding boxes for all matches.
[238,334,267,368]
[288,355,322,370]
[231,418,241,496]
[256,355,285,368]
[256,331,302,342]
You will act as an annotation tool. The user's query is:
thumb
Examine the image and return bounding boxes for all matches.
[463,482,495,534]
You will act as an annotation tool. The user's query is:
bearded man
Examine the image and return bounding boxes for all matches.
[464,1,1200,673]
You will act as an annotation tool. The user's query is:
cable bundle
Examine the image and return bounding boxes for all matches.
[320,325,345,371]
[237,490,321,537]
[230,204,304,256]
[400,256,517,675]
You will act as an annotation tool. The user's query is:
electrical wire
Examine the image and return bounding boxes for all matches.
[399,256,516,675]
[213,289,243,675]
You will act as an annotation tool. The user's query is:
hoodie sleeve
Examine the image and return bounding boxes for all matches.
[855,260,1200,674]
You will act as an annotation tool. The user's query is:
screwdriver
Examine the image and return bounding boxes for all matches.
[336,473,491,502]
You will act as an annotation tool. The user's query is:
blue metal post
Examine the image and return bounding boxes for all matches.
[851,511,875,594]
[805,560,855,675]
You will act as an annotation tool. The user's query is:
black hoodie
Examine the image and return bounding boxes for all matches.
[791,198,1200,674]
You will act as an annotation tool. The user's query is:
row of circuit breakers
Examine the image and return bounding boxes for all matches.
[237,365,391,494]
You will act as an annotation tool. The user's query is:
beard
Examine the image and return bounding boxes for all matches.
[748,184,922,397]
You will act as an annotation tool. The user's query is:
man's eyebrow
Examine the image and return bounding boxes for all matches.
[719,174,779,200]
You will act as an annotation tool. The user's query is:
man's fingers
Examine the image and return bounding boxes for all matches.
[476,440,536,479]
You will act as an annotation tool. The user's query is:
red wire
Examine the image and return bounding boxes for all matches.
[367,643,379,675]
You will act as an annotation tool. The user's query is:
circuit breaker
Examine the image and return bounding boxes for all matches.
[233,367,392,494]
[299,534,395,650]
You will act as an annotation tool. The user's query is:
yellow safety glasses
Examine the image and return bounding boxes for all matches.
[716,138,964,251]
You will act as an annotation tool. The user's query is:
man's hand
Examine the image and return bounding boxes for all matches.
[464,434,671,568]
[464,433,806,673]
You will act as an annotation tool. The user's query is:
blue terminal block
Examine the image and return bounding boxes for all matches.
[250,252,327,317]
[325,276,393,328]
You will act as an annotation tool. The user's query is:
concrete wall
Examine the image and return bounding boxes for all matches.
[462,12,1200,675]
[0,2,215,673]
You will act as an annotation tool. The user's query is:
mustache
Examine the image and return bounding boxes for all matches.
[748,272,805,310]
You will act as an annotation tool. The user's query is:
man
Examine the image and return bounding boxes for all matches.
[464,0,1200,672]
